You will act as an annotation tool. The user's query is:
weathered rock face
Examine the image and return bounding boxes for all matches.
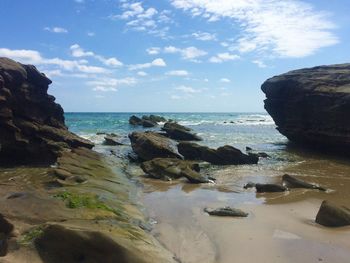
[315,200,350,227]
[0,58,93,165]
[162,122,202,141]
[262,64,350,152]
[178,142,258,165]
[129,132,182,161]
[140,158,210,183]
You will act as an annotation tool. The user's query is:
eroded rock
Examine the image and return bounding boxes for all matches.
[162,122,202,141]
[129,132,182,161]
[282,174,326,191]
[178,142,258,165]
[204,207,248,217]
[255,183,287,193]
[0,57,93,165]
[315,200,350,227]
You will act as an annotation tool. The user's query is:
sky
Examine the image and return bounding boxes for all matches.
[0,0,349,112]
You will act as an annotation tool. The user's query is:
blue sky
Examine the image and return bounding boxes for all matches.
[0,0,349,112]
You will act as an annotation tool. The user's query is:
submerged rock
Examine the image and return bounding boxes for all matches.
[0,214,14,256]
[315,200,350,227]
[129,132,182,161]
[255,183,287,193]
[143,114,167,123]
[141,158,210,183]
[204,207,248,217]
[0,57,93,165]
[129,115,166,128]
[162,122,202,141]
[178,142,258,165]
[282,174,326,191]
[129,115,143,125]
[262,64,350,153]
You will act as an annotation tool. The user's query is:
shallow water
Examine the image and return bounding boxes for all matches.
[13,112,350,262]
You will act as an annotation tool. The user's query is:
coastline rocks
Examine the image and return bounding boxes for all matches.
[0,214,14,256]
[129,132,182,161]
[0,57,93,165]
[162,122,202,141]
[103,134,123,146]
[141,158,210,183]
[255,183,287,193]
[282,174,326,191]
[129,114,166,127]
[178,142,258,165]
[315,200,350,227]
[204,207,248,217]
[261,64,350,152]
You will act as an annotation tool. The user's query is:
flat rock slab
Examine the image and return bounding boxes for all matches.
[204,207,248,217]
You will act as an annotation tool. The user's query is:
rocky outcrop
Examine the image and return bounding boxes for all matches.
[129,114,167,128]
[282,174,326,191]
[103,134,123,146]
[262,64,350,152]
[0,57,93,165]
[204,207,248,217]
[316,200,350,227]
[178,142,258,165]
[162,122,202,141]
[129,132,182,161]
[255,183,287,193]
[141,158,210,183]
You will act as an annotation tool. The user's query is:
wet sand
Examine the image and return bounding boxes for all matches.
[140,149,350,263]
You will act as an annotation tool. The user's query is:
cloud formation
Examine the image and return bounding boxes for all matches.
[129,58,166,70]
[44,27,68,33]
[166,70,189,76]
[171,0,338,57]
[164,46,207,61]
[209,52,240,63]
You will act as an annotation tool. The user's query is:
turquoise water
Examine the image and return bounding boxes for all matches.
[65,112,287,153]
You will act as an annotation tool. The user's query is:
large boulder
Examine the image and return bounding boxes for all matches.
[0,57,93,165]
[262,64,350,152]
[140,158,209,183]
[129,132,182,161]
[178,142,258,165]
[162,122,202,141]
[315,200,350,227]
[129,115,166,128]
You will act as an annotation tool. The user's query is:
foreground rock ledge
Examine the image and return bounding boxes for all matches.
[0,57,93,165]
[261,63,350,152]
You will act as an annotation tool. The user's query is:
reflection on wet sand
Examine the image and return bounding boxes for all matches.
[140,147,350,263]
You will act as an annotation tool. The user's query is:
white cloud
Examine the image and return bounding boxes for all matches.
[137,71,148,76]
[0,48,109,74]
[175,85,201,93]
[209,52,240,63]
[146,47,160,55]
[88,77,137,92]
[220,78,231,83]
[192,31,216,41]
[166,70,189,76]
[44,27,68,33]
[171,95,181,100]
[164,46,207,61]
[70,44,123,67]
[129,58,166,70]
[171,0,338,58]
[252,60,267,68]
[110,2,172,38]
[87,31,95,37]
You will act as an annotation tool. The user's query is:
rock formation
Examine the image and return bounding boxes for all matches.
[178,142,258,165]
[0,57,93,165]
[262,64,350,152]
[316,200,350,227]
[162,122,202,141]
[129,132,182,161]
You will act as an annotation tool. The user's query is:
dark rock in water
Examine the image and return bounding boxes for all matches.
[204,207,248,217]
[255,183,287,193]
[178,142,258,165]
[262,64,350,153]
[246,146,253,151]
[243,182,256,189]
[141,158,209,183]
[282,174,326,191]
[142,119,157,128]
[129,132,182,161]
[315,200,350,227]
[0,214,14,256]
[35,224,150,263]
[257,152,271,158]
[143,114,167,123]
[96,132,107,135]
[129,115,143,125]
[103,135,123,146]
[162,122,202,141]
[0,57,93,165]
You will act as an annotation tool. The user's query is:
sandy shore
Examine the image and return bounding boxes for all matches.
[140,151,350,263]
